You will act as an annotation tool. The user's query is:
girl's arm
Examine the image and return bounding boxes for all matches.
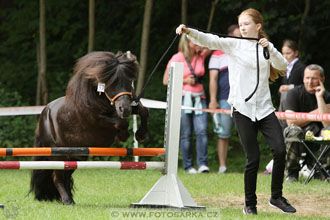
[176,24,233,54]
[259,38,288,70]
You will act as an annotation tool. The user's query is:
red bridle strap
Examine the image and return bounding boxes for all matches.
[104,91,133,105]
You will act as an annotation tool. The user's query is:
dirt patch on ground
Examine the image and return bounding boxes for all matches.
[196,193,330,218]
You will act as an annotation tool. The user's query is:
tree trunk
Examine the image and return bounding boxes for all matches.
[39,0,48,105]
[88,0,95,53]
[181,0,187,24]
[298,0,310,51]
[207,0,219,32]
[36,42,41,106]
[136,0,153,95]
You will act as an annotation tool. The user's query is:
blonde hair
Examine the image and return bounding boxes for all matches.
[178,34,191,58]
[239,8,285,81]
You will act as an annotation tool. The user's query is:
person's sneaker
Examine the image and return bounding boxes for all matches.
[243,206,257,215]
[286,175,298,183]
[198,165,210,173]
[218,166,227,174]
[186,167,197,174]
[269,197,296,214]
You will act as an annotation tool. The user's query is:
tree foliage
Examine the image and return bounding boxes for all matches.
[0,0,330,163]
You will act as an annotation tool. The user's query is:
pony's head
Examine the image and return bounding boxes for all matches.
[66,51,138,118]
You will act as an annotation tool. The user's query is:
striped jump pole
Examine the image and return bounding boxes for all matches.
[0,147,164,157]
[0,161,164,170]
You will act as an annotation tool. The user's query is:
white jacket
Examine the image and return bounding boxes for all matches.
[188,29,288,121]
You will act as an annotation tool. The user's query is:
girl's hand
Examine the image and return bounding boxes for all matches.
[258,38,269,48]
[176,24,190,35]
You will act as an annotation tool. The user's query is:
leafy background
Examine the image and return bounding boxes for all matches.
[1,0,329,165]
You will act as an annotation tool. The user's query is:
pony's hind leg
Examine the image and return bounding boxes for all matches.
[52,170,75,205]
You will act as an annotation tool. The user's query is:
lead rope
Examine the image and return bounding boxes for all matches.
[245,42,270,102]
[133,34,179,105]
[245,43,260,102]
[133,26,270,104]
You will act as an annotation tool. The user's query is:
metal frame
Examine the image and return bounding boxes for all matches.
[300,140,330,184]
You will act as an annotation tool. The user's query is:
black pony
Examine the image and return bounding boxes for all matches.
[30,51,149,205]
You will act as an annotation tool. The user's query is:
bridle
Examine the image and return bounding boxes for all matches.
[104,91,133,106]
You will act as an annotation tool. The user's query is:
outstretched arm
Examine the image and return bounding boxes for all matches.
[175,24,233,53]
[176,24,190,35]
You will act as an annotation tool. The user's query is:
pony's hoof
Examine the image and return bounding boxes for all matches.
[135,130,147,142]
[137,139,145,143]
[118,131,130,142]
[62,199,75,205]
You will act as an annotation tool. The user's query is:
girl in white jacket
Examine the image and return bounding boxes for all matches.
[176,8,296,215]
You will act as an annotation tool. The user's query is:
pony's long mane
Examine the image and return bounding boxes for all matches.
[65,51,138,113]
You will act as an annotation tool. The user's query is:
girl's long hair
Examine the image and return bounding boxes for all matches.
[178,34,191,58]
[239,8,285,81]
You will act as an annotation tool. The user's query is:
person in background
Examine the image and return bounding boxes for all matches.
[267,40,306,173]
[163,34,211,174]
[279,40,306,128]
[283,64,330,182]
[208,24,240,174]
[176,8,296,215]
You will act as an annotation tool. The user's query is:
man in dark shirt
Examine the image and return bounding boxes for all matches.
[283,64,330,182]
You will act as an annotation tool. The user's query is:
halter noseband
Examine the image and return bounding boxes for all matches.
[104,91,133,105]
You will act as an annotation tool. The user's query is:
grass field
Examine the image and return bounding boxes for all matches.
[0,167,329,220]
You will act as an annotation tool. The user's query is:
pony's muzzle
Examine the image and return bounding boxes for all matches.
[115,96,132,119]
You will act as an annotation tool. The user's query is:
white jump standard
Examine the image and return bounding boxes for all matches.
[131,62,205,209]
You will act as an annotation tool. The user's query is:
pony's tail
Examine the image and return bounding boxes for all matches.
[29,127,61,201]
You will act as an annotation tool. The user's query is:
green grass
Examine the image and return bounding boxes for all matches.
[0,168,329,220]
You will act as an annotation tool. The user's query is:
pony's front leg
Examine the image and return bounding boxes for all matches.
[52,170,75,205]
[114,119,130,142]
[134,103,149,142]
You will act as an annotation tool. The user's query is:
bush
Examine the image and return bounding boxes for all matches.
[0,86,38,160]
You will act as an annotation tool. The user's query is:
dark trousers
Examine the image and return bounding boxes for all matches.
[233,111,286,207]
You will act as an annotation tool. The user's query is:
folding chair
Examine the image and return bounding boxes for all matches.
[300,140,330,184]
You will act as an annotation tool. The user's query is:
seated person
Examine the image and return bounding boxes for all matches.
[283,64,330,182]
[278,39,306,129]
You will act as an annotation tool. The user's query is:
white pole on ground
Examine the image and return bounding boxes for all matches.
[131,62,205,209]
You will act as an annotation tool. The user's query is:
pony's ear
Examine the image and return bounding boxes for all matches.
[126,51,132,59]
[129,53,139,66]
[123,51,138,64]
